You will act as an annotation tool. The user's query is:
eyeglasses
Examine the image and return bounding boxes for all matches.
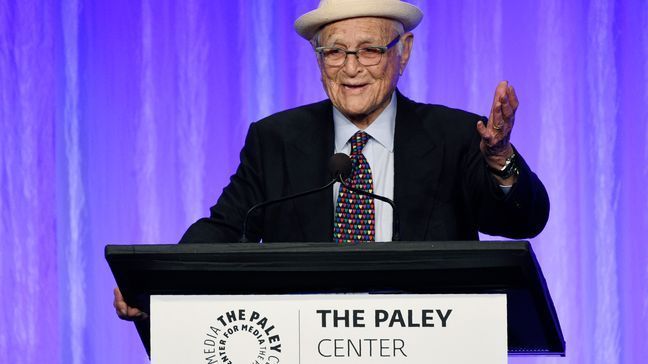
[315,35,401,67]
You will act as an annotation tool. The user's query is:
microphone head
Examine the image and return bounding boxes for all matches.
[328,153,352,180]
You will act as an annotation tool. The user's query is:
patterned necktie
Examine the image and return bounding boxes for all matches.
[334,131,375,243]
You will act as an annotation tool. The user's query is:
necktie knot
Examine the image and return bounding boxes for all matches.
[350,131,370,155]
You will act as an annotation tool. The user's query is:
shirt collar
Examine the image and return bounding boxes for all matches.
[333,92,397,152]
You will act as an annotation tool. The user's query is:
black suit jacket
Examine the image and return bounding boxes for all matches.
[180,92,549,243]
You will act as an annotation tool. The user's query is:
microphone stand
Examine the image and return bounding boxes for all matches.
[239,173,401,243]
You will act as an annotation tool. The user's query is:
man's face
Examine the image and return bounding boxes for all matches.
[316,17,413,125]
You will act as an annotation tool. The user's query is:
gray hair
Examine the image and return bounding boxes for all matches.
[310,19,405,55]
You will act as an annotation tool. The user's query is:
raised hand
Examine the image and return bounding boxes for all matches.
[476,81,519,183]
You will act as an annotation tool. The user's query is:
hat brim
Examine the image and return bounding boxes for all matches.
[294,2,423,40]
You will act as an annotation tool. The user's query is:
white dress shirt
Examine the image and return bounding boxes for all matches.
[333,93,396,242]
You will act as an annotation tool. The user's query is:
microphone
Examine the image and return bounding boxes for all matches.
[239,155,351,243]
[330,153,400,242]
[239,153,400,243]
[328,153,353,181]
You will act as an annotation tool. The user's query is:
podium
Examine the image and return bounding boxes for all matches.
[106,241,565,360]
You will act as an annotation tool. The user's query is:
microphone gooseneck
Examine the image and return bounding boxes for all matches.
[240,153,354,243]
[239,153,400,243]
[239,178,336,243]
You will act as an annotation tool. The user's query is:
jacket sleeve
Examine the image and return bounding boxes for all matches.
[179,122,265,243]
[462,129,550,239]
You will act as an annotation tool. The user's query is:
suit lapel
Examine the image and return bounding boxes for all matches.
[285,101,335,242]
[394,91,445,240]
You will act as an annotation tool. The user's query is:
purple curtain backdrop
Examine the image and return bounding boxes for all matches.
[1,0,647,363]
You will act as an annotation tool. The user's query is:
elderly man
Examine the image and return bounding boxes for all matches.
[114,0,548,319]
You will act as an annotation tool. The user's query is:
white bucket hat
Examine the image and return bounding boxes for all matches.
[294,0,423,40]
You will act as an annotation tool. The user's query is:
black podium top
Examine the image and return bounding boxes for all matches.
[105,241,565,357]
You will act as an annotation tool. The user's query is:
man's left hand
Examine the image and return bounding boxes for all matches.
[476,81,519,185]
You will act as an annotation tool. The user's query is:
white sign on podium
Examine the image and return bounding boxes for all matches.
[151,294,507,364]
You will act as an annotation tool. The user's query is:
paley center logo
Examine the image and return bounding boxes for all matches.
[203,309,283,364]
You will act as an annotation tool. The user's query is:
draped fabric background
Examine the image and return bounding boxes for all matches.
[1,0,647,363]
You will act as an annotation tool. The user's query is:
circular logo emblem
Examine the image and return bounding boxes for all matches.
[203,309,282,363]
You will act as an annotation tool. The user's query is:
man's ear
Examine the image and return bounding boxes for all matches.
[399,32,414,75]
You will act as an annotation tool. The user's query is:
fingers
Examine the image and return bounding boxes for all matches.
[113,287,124,312]
[492,81,519,127]
[480,81,519,158]
[490,81,508,127]
[493,100,504,127]
[507,84,519,109]
[476,119,487,135]
[500,99,514,119]
[476,120,491,140]
[477,119,511,157]
[113,287,123,301]
[476,119,500,151]
[126,306,146,319]
[113,287,128,317]
[494,80,508,101]
[113,287,148,321]
[502,85,519,119]
[490,81,508,114]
